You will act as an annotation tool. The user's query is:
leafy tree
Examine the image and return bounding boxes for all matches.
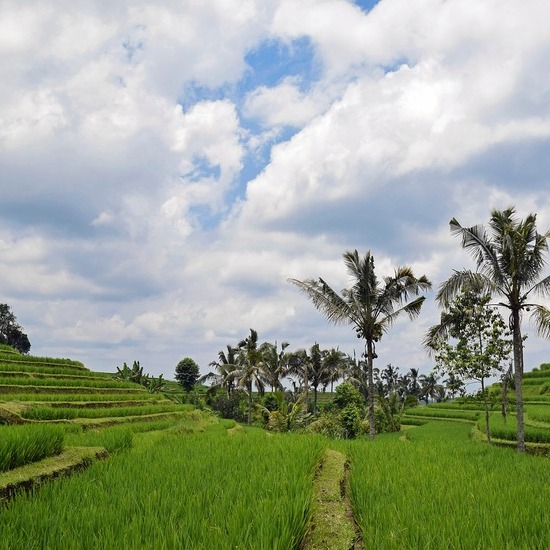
[175,357,200,393]
[0,304,31,354]
[437,208,550,452]
[426,288,512,442]
[289,249,431,439]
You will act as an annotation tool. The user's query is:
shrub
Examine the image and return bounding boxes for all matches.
[339,404,362,439]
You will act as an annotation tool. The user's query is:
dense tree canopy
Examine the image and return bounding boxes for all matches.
[0,304,31,354]
[175,357,200,393]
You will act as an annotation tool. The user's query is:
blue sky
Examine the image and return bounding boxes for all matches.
[1,0,549,383]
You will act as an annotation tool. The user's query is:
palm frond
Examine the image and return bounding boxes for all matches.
[288,277,354,326]
[436,270,493,307]
[530,304,550,339]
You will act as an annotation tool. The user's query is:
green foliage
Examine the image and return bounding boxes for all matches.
[0,424,64,472]
[174,357,200,392]
[307,416,345,438]
[333,382,364,410]
[0,304,30,354]
[338,405,362,439]
[207,388,248,422]
[430,289,512,383]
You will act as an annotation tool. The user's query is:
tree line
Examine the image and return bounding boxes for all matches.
[199,207,549,452]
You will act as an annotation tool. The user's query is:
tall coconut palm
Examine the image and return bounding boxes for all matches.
[289,249,431,439]
[259,340,289,392]
[199,345,238,397]
[321,347,349,392]
[227,329,266,425]
[438,208,550,451]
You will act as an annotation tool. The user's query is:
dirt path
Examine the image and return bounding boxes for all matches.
[303,448,362,550]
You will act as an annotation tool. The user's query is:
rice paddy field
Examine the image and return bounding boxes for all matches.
[1,345,549,549]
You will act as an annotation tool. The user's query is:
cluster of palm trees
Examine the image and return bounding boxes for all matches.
[200,331,463,426]
[289,207,550,451]
[200,331,350,423]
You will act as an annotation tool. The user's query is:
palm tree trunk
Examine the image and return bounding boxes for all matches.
[481,377,491,443]
[247,381,253,425]
[313,385,318,415]
[512,309,525,452]
[366,340,375,440]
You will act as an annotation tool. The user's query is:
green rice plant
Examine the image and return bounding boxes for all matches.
[0,385,147,395]
[0,392,159,402]
[399,417,427,426]
[0,428,325,549]
[20,403,194,421]
[349,421,550,549]
[64,426,133,453]
[483,413,550,444]
[0,362,95,376]
[0,376,138,389]
[403,407,480,421]
[525,405,550,424]
[0,424,64,472]
[0,354,85,368]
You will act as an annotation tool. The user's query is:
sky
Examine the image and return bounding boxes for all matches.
[1,0,550,383]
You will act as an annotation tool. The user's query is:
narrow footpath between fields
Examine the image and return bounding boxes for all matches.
[303,448,362,550]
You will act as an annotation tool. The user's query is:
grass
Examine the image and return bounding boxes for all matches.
[0,425,64,472]
[349,421,550,549]
[481,413,550,444]
[403,406,480,422]
[0,376,139,389]
[305,448,357,549]
[0,427,325,549]
[0,392,157,402]
[20,403,194,420]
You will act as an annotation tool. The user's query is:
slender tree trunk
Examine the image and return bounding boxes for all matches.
[502,375,508,424]
[313,385,318,415]
[247,381,252,425]
[481,377,491,443]
[366,340,375,440]
[512,310,525,452]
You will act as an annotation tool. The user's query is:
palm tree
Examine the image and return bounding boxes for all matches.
[289,249,431,439]
[381,363,400,396]
[228,329,266,425]
[419,372,441,404]
[199,345,238,397]
[406,367,422,401]
[321,347,348,392]
[438,208,550,451]
[259,341,289,392]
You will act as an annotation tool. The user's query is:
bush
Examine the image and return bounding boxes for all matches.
[207,390,247,422]
[333,382,364,410]
[339,405,362,439]
[307,416,345,439]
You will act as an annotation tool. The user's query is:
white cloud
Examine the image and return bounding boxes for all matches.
[2,0,550,378]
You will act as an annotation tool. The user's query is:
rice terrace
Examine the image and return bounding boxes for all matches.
[1,208,550,548]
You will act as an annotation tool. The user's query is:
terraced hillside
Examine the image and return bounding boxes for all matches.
[0,343,200,501]
[402,363,550,453]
